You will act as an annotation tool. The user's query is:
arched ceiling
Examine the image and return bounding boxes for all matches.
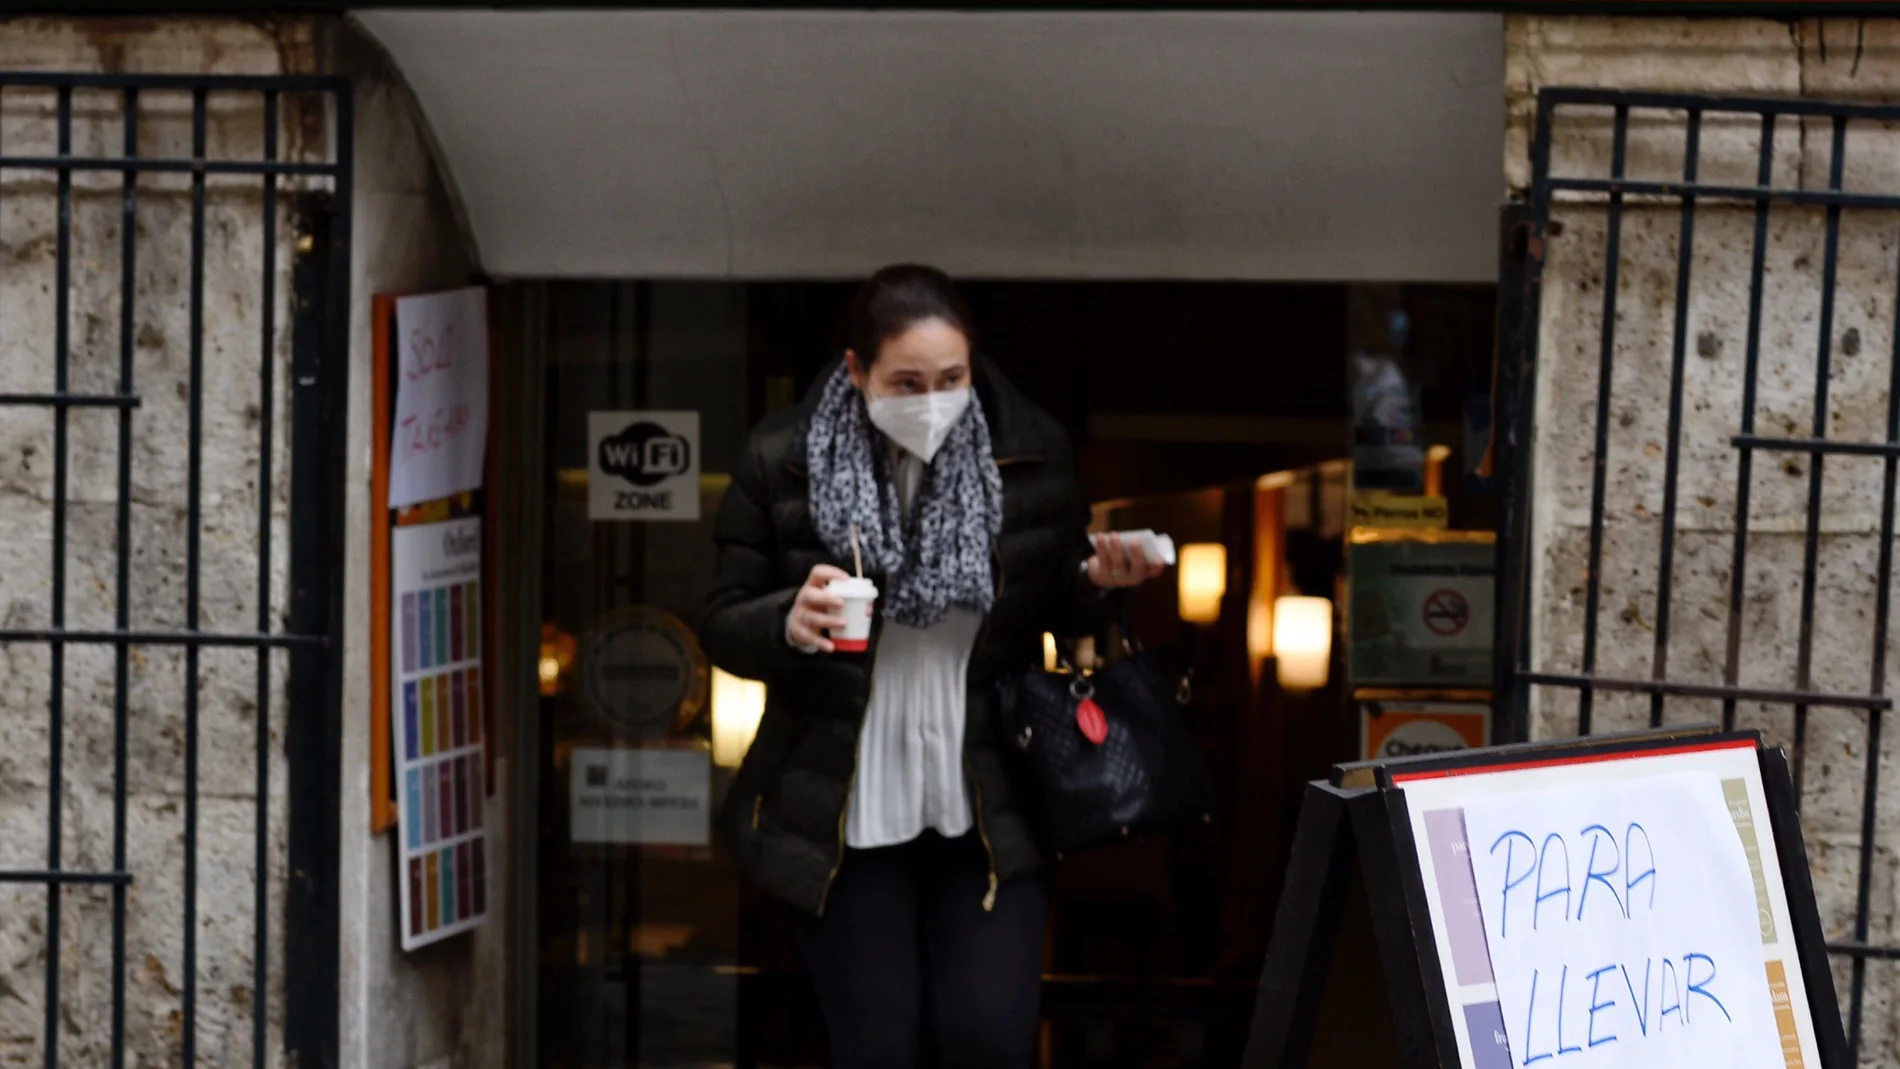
[354,10,1504,281]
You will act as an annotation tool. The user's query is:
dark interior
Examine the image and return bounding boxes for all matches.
[518,278,1496,1068]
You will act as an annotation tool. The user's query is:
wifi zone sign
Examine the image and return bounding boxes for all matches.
[588,411,701,522]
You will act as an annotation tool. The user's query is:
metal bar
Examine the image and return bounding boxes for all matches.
[0,871,134,886]
[0,392,141,408]
[1828,942,1900,961]
[1733,434,1900,458]
[182,86,206,1069]
[509,282,551,1069]
[283,86,351,1069]
[0,155,340,177]
[44,84,72,1069]
[0,628,325,648]
[1853,700,1885,1058]
[1541,86,1900,123]
[1846,178,1900,1066]
[1506,92,1559,745]
[1792,115,1851,805]
[1519,671,1892,711]
[110,84,139,1069]
[1649,109,1702,728]
[1577,105,1629,736]
[251,88,278,1069]
[1491,203,1534,745]
[1722,114,1776,733]
[0,73,347,92]
[1545,176,1900,211]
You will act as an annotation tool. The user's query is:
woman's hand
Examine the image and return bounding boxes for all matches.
[1084,534,1167,590]
[787,564,852,653]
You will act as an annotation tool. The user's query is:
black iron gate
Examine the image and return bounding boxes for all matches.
[1498,86,1900,1061]
[0,74,350,1069]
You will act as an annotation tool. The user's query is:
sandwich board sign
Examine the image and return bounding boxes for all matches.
[1242,726,1845,1069]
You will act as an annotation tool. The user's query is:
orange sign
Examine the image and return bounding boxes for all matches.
[1359,700,1490,762]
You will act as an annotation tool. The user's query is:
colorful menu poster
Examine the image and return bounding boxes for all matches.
[391,516,489,950]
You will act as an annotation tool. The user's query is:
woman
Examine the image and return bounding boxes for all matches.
[701,265,1162,1069]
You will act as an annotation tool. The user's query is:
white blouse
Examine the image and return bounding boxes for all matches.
[845,608,981,848]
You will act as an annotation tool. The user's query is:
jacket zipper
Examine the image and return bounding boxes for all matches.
[966,538,1005,912]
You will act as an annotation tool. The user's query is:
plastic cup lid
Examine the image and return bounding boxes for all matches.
[828,576,878,598]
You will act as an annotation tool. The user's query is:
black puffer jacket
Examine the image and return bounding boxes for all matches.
[701,358,1111,916]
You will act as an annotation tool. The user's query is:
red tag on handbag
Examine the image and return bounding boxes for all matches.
[1076,698,1109,745]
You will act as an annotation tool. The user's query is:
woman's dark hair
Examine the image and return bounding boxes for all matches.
[844,264,975,365]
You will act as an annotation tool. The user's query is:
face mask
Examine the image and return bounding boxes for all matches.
[866,387,972,463]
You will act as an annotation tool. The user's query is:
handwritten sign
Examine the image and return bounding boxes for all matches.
[390,287,488,508]
[1460,773,1783,1069]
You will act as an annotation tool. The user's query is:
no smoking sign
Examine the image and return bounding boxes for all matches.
[1422,588,1470,637]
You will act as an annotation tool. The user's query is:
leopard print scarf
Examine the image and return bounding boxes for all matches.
[806,364,1003,629]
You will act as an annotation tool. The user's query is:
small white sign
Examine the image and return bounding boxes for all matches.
[390,287,489,508]
[570,748,711,846]
[588,411,700,522]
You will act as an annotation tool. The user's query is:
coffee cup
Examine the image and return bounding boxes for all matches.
[826,577,879,652]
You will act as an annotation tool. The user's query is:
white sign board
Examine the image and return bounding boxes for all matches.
[1392,739,1823,1069]
[571,747,712,845]
[390,287,489,508]
[588,411,700,522]
[390,516,489,950]
[1462,774,1783,1069]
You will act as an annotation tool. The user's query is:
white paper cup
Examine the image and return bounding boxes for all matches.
[826,577,879,652]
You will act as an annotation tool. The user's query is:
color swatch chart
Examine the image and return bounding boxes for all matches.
[390,517,489,951]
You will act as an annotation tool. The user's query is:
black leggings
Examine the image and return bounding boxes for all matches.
[794,831,1047,1069]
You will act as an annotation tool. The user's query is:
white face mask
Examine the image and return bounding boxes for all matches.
[866,387,972,463]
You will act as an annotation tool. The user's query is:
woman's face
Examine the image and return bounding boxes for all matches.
[847,317,971,400]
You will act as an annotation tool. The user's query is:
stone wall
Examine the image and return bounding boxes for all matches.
[1512,16,1900,1063]
[0,17,323,1069]
[0,17,503,1069]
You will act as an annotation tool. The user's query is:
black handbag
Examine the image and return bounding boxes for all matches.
[995,630,1215,856]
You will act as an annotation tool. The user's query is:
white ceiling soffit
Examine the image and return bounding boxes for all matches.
[353,10,1504,282]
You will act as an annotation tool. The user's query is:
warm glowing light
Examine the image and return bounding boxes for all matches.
[1247,596,1274,666]
[1425,443,1453,496]
[1177,544,1227,624]
[711,667,767,768]
[1043,633,1059,673]
[1273,596,1333,691]
[538,623,577,697]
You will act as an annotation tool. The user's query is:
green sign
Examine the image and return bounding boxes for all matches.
[1349,539,1494,688]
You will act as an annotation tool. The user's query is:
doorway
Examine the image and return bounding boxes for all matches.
[506,277,1495,1067]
